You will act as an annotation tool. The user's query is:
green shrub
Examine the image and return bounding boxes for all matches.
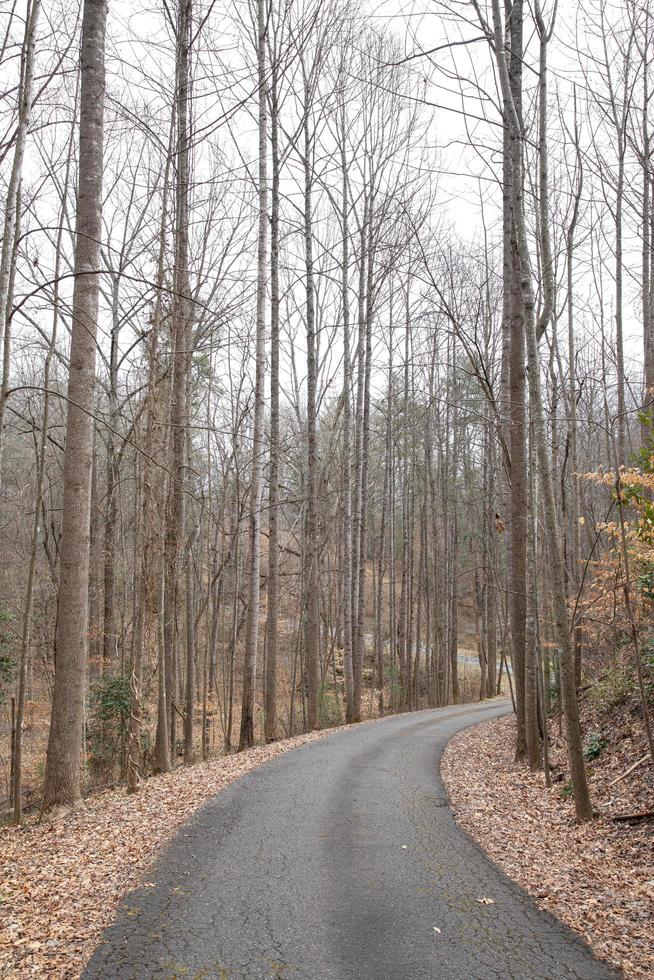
[88,673,131,779]
[638,566,654,602]
[319,684,342,728]
[583,731,608,761]
[642,636,654,671]
[589,667,635,712]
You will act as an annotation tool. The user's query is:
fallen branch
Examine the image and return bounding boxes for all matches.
[608,753,651,787]
[612,810,654,823]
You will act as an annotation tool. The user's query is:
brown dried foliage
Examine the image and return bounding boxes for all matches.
[0,727,347,978]
[442,715,654,979]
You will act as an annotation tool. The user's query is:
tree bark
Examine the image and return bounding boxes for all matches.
[239,0,267,749]
[42,0,107,810]
[264,52,280,744]
[302,66,321,733]
[506,0,528,760]
[487,0,593,820]
[339,95,355,721]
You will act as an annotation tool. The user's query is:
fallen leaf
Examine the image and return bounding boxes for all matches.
[441,713,654,980]
[0,727,352,979]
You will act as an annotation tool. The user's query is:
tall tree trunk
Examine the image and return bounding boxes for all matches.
[163,0,192,762]
[525,438,540,769]
[506,0,528,760]
[484,424,498,698]
[566,89,584,689]
[102,278,120,665]
[150,111,176,777]
[42,0,107,810]
[12,113,72,819]
[615,154,626,465]
[447,407,460,707]
[352,221,374,722]
[641,34,653,439]
[184,506,198,764]
[264,56,280,744]
[302,72,321,733]
[339,98,355,720]
[350,197,368,719]
[239,0,267,749]
[489,0,593,821]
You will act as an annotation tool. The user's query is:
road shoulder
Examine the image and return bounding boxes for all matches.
[441,713,653,980]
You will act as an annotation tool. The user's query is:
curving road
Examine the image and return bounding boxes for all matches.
[85,700,617,979]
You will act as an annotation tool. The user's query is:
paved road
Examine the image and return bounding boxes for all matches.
[85,700,618,979]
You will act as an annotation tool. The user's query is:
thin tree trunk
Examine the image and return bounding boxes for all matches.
[565,89,584,689]
[149,110,176,777]
[239,0,267,749]
[184,511,199,764]
[102,278,120,665]
[339,97,354,720]
[264,55,280,744]
[302,70,320,733]
[352,221,374,722]
[0,0,41,483]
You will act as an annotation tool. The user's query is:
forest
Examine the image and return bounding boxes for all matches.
[0,0,652,812]
[0,0,653,933]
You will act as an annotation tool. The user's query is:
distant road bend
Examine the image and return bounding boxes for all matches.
[86,700,617,979]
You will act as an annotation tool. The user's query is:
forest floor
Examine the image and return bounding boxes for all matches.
[441,710,654,979]
[0,725,356,978]
[0,646,491,817]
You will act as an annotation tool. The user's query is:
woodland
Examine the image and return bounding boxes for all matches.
[0,0,652,853]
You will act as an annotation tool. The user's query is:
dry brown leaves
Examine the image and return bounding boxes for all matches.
[0,727,347,979]
[441,715,654,979]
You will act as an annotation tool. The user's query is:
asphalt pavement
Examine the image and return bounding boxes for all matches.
[84,699,618,979]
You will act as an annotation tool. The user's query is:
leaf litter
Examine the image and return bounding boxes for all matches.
[0,727,348,978]
[441,714,654,979]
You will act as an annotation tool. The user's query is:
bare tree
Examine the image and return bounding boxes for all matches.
[42,0,107,810]
[239,0,268,750]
